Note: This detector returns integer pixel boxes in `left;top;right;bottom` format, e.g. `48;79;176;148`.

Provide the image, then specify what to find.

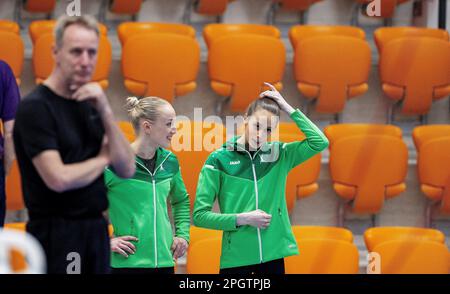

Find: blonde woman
106;97;190;274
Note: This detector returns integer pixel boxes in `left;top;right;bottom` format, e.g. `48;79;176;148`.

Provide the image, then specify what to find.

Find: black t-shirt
13;85;107;219
137;153;156;174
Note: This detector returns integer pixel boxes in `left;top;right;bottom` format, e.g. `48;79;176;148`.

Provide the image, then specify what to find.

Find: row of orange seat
4;121;449;227
4;223;448;274
0;20;448;122
186;225;449;274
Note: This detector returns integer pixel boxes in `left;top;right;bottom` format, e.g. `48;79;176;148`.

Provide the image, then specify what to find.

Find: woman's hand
111;236;138;258
171;237;188;259
260;82;295;115
236;209;272;229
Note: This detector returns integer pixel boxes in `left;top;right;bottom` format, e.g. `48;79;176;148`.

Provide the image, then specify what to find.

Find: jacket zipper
135;152;171;268
236;145;264;263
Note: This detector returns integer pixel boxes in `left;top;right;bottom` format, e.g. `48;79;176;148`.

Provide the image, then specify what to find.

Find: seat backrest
380;37;450;115
5;160;24;211
117;22;196;46
412;125;450;151
285;238;359;274
289;25;365;49
292;225;354;243
24;0;56;13
189;226;222;248
186;237;222;274
0;20;19;34
196;0;229;15
373;239;450;274
418;137;450;213
29;20;108;45
203;24;280;48
33;33;112;87
0;32;24;81
330;134;408;213
364;226;446;252
324;124;402;150
110;0;143;14
208;34;285;112
374;27;449;53
294;35;371;113
122;33;200;102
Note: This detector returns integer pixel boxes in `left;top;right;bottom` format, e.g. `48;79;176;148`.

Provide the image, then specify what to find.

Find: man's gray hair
54;15;99;48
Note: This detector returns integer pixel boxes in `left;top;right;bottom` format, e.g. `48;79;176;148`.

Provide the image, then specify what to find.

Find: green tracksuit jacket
105;148;190;268
193;109;329;269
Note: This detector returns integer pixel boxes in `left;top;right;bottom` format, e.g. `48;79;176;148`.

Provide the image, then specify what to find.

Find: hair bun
125;96;140;110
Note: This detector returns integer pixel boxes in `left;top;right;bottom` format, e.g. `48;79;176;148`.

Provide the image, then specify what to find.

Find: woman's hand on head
260;82;295;115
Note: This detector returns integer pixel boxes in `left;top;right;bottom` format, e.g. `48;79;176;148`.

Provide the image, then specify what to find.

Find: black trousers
26;216;110;274
111;267;175;274
219;258;285;274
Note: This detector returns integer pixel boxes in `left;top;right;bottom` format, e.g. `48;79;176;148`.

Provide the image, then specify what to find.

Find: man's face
53;24;99;91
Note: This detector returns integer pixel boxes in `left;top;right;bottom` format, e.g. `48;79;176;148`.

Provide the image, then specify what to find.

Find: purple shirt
0;60;20;157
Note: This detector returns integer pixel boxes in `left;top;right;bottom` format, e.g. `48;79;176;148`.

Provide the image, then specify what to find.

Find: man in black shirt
13;15;135;274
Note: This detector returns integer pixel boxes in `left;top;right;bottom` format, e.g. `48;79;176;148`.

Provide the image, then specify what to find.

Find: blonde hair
125;96;170;131
54;15;99;49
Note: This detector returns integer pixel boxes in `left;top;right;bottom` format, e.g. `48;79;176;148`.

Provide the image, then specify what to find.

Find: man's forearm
100;109;135;178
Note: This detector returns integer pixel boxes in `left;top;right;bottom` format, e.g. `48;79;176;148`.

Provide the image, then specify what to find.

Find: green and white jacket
105;148;190;268
193;109;329;269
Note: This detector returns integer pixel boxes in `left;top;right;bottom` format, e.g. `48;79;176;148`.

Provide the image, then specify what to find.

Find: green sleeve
283;109;329;170
192;156;238;232
169;169;191;242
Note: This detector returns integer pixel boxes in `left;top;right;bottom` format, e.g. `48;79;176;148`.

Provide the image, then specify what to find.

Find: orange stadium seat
6;160;24;211
183;0;234;24
171;120;226;208
289;25;365;49
0;20;20;34
29;20;108;45
292;34;371;119
285;238;359;274
99;0;143;22
324;123;402;150
208;34;285;113
203;23;280;49
292;225;354;243
186;237;221;274
373;239;450;274
189;226;222;247
413;126;450;224
32;32;112;89
374;27;449;53
117;22;196;47
364;226;446;252
379;37;450;123
328;133;408;225
121;33;200;102
0;31;24;85
15;0;56;25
